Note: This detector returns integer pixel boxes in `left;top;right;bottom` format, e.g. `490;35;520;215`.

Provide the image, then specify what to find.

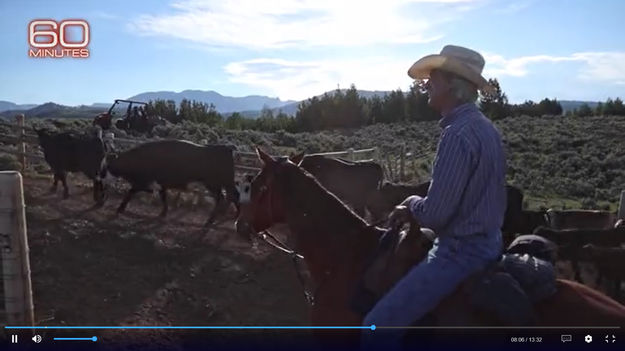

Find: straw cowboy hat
408;45;495;94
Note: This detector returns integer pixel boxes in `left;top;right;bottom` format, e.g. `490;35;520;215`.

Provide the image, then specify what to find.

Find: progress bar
6;325;375;330
54;337;98;342
4;325;620;330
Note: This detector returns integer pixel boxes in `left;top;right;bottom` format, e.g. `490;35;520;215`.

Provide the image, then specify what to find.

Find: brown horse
236;148;625;328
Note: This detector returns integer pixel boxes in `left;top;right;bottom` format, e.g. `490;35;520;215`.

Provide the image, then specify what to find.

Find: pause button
11;335;18;343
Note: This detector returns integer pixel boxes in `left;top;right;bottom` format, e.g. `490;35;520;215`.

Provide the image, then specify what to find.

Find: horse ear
289;152;305;166
256;147;275;166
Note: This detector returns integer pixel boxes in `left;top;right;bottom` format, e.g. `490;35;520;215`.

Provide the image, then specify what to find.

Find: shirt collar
438;102;478;128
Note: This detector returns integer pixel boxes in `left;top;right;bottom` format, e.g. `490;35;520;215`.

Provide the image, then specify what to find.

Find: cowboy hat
408;45;495;94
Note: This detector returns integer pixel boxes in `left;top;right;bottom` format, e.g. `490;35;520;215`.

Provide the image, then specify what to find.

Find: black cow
365;181;543;238
35;128;107;204
365;181;430;222
103;140;239;225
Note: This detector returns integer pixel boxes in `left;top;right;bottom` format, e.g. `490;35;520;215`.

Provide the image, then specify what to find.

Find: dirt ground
21;173;311;349
10;172;623;349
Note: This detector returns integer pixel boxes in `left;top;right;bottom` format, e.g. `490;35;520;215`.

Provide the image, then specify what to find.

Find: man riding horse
235;44;625;350
363;45;506;343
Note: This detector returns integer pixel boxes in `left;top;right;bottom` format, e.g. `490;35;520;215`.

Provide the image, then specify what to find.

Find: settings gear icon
585;335;593;343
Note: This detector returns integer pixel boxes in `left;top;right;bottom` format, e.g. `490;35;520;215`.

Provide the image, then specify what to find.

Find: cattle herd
33;127;625;300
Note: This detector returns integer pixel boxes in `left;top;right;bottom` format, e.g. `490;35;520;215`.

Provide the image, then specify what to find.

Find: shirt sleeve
408;129;474;232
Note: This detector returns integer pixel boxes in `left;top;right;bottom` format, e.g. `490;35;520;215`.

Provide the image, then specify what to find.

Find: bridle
250;169;320;304
250;165;391;306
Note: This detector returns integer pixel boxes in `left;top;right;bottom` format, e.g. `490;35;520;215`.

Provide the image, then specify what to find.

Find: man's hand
387;195;422;229
387;205;411;229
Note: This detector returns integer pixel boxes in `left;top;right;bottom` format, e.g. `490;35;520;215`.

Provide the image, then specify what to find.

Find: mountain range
0;101;37;113
127;90;296;114
0;90;600;119
558;100;600;113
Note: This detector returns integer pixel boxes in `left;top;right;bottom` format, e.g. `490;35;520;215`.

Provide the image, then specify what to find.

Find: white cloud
129;0;482;49
483;53;577;77
572;52;625;84
224;57;414;100
483;52;625;85
225;51;625;100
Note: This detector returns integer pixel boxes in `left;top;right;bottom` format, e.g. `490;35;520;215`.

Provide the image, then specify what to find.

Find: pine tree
479;78;511;120
613;98;625;115
576;103;592;117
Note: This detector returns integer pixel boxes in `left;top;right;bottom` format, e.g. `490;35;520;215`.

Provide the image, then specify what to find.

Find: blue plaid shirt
408;102;507;238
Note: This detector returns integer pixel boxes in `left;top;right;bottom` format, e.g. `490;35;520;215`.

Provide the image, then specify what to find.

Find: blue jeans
361;231;502;350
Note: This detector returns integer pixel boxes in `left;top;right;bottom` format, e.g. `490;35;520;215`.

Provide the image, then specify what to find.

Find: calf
35;128;107;204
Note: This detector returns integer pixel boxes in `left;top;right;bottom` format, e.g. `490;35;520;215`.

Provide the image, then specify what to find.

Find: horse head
235;148;293;238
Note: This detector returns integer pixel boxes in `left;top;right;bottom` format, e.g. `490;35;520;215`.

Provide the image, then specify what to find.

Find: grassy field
3;114;624;211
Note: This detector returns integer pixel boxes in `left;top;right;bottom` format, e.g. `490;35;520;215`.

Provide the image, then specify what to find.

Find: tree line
143;80;622;133
565;98;625;117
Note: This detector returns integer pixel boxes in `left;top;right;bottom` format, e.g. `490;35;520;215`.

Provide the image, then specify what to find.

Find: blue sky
1;0;624;105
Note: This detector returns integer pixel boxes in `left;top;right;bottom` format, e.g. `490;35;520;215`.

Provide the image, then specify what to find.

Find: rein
252;161;392;306
258;229;316;305
257;216;390;306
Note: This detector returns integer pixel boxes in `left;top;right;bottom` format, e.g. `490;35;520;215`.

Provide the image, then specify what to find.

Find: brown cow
558;244;625;300
545;209;618;230
534;226;625;285
290;154;383;217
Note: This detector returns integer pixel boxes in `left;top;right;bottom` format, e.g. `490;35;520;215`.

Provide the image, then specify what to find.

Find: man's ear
289;152;305;166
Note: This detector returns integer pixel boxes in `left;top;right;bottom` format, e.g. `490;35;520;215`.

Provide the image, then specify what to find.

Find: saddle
351;229;558;325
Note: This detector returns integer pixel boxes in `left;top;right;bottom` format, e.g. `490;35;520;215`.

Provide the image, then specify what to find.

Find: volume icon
32;335;42;343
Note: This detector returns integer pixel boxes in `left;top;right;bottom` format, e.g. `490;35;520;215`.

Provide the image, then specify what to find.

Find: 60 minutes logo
28;19;90;58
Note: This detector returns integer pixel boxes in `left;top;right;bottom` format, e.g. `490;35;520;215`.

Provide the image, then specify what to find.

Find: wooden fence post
372;147;380;163
347;148;355;161
386;154;394;181
411;151;416;181
618;190;625;220
0;171;34;326
400;144;406;182
15;115;26;172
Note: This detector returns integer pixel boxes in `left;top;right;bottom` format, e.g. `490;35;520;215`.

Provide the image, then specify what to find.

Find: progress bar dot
371;325;376;330
92;336;98;342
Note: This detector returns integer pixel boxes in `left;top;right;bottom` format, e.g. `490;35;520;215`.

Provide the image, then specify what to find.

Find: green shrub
0;154;21;171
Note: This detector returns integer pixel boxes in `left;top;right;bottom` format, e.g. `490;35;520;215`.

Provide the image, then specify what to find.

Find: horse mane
278;160;368;228
274;159;384;277
277;161;386;246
